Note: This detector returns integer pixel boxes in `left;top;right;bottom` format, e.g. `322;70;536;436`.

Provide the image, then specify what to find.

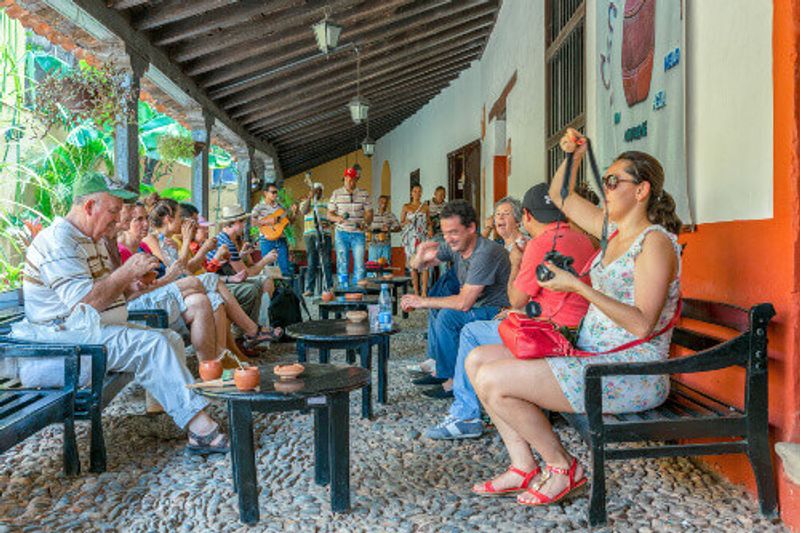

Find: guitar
257;208;292;240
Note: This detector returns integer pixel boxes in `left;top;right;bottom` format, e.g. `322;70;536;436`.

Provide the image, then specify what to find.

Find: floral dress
547;225;681;414
401;204;427;260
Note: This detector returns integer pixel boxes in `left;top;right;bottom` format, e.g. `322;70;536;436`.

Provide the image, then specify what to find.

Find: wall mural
596;0;692;224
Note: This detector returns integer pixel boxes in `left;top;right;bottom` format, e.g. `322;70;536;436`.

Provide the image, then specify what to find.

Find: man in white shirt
23;172;228;454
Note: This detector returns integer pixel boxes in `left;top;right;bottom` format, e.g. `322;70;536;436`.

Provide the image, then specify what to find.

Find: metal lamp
312;18;342;54
361;135;375;157
348;96;370;124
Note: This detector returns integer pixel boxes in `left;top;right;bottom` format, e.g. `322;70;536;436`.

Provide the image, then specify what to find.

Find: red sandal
472;465;542;497
517;457;587;506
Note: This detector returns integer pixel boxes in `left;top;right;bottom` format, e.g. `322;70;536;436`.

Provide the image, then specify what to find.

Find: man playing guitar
251;183;298;276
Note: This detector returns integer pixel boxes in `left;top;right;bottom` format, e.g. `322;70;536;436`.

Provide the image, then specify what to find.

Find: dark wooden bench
0;289;167;473
561;299;778;526
1;342;81;475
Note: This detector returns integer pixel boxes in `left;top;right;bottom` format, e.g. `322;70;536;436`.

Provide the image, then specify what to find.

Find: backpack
268;286;303;340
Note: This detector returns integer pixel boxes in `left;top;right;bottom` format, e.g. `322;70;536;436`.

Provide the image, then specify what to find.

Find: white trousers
99;323;208;429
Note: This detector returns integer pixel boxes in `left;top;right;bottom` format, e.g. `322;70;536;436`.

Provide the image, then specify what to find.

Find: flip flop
186;426;230;455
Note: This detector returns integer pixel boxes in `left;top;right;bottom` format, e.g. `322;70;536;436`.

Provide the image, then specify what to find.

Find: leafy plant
157;133;194;164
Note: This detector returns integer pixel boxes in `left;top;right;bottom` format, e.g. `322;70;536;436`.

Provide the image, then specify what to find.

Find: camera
536;250;578;282
526;300;542;318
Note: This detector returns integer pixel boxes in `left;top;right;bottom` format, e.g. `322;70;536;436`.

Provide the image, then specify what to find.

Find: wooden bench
0;289;167;473
1;342;81;475
561;299;778;526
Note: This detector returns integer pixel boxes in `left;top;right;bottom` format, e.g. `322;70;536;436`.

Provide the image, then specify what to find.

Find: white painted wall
373;0;774;226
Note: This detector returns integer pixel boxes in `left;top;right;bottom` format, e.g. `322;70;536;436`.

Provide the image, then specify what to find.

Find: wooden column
114;49;148;192
191;113;214;217
235;146;253;210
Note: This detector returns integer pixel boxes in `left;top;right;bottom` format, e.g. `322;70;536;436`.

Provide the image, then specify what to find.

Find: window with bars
545;0;586;184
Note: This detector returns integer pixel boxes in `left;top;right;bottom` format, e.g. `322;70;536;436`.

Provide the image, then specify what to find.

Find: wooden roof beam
145;0;305;43
247;54;477;132
134;0;252;32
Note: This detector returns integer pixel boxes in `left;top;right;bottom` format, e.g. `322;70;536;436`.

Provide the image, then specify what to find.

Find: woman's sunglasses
602;174;641;191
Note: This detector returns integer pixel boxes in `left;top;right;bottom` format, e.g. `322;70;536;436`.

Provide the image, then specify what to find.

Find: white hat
313;182;324;190
219;204;249;222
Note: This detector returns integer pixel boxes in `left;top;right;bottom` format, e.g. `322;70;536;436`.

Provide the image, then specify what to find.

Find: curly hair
441;199;477;229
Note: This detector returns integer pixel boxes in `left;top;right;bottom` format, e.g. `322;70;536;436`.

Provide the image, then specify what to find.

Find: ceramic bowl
321;291;334;302
346;310;368;323
199;360;223;381
273;363;305;380
344;292;363;301
274;379;305;393
234;366;260;391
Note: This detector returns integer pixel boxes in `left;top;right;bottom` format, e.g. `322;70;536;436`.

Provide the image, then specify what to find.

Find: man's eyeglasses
601;174;641;191
267;189;279;194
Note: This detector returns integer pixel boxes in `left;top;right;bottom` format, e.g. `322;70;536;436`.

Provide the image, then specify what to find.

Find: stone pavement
0;303;788;532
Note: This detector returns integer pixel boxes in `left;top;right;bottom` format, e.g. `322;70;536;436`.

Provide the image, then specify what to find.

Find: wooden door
447;139;481;217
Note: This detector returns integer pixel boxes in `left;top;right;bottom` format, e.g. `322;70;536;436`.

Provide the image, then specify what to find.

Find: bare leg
470;346;583;501
186;411;227;448
214;281;259;336
262;277;275;297
421;270;429;298
227;329;246;360
411;269;420;296
182;293;217;361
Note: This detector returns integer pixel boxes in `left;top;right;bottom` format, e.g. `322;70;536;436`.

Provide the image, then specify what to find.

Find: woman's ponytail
647;190;682;235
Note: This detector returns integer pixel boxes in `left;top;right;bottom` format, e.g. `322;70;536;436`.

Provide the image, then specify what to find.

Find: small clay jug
234;366;260;391
199;360;223;381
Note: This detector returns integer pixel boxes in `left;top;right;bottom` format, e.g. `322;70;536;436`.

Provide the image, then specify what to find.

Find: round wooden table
194;363;369;524
318;296;379;319
285;319;400;419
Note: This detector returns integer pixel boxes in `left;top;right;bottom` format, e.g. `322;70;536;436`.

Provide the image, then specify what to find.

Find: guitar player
251;183;298;276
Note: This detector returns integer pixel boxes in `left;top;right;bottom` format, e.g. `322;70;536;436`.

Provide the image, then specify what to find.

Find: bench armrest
128;309;169;329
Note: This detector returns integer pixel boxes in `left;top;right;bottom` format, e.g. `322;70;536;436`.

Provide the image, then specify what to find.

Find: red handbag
498;300;682;360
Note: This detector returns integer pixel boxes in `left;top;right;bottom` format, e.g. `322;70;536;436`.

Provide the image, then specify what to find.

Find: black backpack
268;286;303;340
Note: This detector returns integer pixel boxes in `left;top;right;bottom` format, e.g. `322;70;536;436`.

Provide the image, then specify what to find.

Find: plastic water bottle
378;284;393;331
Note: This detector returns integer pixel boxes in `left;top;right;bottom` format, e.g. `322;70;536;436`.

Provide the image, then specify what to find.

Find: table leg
297;340;307;363
320;307;329;320
328;391;351;512
401;283;409;319
358;342;372;419
320;348;330;364
378;336;389;404
227;401;239;493
391;285;399;315
346;349;355;364
335;311;342;319
313;405;330;486
230;402;259;524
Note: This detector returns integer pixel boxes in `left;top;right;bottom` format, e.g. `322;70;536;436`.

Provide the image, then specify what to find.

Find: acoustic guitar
257;208;292;240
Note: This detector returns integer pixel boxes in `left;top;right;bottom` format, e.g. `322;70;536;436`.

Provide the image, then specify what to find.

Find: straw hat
219;204;249;222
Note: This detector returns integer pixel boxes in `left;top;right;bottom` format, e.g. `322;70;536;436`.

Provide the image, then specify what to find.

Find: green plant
157;132;194;164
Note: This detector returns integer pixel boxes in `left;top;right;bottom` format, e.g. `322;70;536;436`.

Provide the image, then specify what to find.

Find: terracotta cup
234;366;261;391
321;291;334;302
199;360;223;381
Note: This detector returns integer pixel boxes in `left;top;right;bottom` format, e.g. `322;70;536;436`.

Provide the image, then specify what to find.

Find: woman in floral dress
467;128;683;507
401;184;430;296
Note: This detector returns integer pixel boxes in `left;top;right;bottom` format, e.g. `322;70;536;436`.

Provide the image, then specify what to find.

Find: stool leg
297;340;307;363
320;348;330;364
228;401;239;493
346;349;356;364
378;336;389;404
329;391;351;512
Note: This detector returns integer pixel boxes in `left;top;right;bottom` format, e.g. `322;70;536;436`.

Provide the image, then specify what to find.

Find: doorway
447;139;481;217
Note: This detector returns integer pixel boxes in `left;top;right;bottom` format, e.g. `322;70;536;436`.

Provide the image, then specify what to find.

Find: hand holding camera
536;250;578;283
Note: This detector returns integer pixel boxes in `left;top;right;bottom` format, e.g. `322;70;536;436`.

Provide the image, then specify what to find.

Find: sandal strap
508;465;541;486
188;425;222;447
545;457;577;478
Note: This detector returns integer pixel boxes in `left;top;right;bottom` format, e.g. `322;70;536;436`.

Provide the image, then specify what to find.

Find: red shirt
514;223;597;328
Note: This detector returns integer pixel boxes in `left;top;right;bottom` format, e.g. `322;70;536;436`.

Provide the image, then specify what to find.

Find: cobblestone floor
0;303;788;532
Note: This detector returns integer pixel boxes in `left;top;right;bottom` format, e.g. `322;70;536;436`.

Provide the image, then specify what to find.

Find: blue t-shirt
208;231;240;262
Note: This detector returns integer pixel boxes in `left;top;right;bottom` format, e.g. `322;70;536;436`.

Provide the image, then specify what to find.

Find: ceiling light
312;17;342;54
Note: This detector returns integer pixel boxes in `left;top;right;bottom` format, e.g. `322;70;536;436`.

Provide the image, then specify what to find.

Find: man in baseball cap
72;171;138;202
426;182;596;441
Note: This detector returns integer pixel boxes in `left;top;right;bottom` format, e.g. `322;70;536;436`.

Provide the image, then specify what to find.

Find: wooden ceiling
108;0;501;176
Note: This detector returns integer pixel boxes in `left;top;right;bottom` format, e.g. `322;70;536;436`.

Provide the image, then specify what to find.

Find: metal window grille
545;0;586;185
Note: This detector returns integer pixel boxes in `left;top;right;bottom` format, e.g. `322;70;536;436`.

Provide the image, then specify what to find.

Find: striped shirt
369;209;400;242
208;231;241;262
328;186;371;233
300;198;331;236
23;217;128;325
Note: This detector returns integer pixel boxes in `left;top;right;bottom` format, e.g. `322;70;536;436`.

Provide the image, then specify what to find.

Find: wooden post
235;147;252;210
191;113;214;217
114;49;148;192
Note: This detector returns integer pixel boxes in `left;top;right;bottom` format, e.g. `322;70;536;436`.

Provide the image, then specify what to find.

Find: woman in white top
467;128;682;507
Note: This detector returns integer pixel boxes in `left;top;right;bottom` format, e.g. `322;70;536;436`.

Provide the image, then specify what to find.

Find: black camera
536;251;578;282
525;300;542;318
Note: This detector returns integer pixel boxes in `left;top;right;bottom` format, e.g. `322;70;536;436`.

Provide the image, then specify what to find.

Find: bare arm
83;254;158;311
506;245;531;309
543;231;677;338
413;284;484;312
409;241;441;270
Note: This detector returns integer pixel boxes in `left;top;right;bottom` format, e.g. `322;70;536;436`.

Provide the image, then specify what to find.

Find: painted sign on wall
596;0;690;224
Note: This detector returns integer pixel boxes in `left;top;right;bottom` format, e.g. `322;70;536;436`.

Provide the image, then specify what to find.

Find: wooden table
286;320;400;419
318;296;379;319
194;363;369;525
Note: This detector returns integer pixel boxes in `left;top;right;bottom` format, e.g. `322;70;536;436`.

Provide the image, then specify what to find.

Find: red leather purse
498;300;682;360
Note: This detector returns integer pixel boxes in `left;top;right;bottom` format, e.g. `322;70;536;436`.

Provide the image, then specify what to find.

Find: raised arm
548;128;606;239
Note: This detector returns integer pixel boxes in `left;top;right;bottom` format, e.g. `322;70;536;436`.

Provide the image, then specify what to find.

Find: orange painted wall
677;1;800;528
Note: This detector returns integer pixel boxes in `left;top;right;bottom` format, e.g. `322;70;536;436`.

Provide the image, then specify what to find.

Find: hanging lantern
361;135;375;157
312;18;342;54
348;96;370;124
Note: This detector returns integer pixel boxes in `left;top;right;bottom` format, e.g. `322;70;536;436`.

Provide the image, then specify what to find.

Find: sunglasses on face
267;189;278;194
602;174;641;191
